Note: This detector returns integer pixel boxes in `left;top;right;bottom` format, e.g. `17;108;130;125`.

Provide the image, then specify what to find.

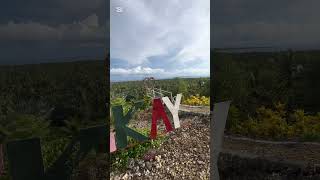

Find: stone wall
218;152;320;180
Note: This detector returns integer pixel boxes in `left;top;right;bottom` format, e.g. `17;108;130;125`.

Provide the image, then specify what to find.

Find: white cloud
111;66;209;78
173;67;210;77
110;0;210;65
111;66;165;75
0;14;104;41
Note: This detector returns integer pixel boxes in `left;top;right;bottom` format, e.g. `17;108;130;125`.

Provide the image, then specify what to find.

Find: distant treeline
111;77;210;101
212;50;320;115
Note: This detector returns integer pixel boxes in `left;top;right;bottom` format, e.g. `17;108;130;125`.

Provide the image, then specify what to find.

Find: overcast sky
110;0;210;82
0;0;107;65
213;0;320;49
2;0;319;67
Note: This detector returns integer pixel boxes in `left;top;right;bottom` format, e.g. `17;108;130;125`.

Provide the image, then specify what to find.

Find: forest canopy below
0;60;108;141
212;50;320;141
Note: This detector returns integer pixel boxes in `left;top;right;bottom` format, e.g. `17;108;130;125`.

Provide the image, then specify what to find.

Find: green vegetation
0;60;108;176
110;77;210;171
183;94;210;106
213;50;320;141
229;103;320;141
0;60;107;126
111;77;210;101
110;128;167;171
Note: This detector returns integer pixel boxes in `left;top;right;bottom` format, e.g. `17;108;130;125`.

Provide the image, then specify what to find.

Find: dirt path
179;105;210;115
222;136;320;165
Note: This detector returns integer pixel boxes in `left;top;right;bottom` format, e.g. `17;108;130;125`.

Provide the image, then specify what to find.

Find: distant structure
143;76;156;95
143;77;174;101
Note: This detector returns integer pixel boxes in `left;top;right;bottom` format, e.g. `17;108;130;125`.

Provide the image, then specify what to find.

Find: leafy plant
41;137;71;169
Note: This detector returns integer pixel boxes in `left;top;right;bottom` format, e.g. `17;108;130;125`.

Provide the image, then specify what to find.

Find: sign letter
150;98;173;139
112;103;148;149
162;94;182;129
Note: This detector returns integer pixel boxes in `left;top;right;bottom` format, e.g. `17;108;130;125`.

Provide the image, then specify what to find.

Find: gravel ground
108;106;320;180
110;114;211;180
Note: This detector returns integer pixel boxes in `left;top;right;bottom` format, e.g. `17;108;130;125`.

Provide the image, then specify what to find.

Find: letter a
162;94;182;129
150;98;173;139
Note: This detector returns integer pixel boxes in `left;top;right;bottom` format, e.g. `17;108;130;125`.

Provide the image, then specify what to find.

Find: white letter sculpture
211;101;231;180
162;94;182;129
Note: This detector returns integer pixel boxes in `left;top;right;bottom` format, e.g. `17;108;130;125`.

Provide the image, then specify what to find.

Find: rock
146;162;152;170
121;173;128;180
197;160;205;165
127;158;135;169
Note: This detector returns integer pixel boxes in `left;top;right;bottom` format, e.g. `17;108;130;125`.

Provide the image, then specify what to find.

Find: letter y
162;94;182;129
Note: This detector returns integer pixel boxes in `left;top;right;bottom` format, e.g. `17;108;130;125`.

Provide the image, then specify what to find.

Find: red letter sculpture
150;98;173;139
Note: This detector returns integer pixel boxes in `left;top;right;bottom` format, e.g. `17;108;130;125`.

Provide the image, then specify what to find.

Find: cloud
214;22;320;47
110;0;210;65
111;66;209;78
173;67;210;77
0;14;104;41
111;66;165;75
212;0;320;48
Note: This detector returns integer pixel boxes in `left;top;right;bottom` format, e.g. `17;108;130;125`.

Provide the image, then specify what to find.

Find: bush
292;110;320;141
183;94;210;106
226;105;242;131
230;102;320;141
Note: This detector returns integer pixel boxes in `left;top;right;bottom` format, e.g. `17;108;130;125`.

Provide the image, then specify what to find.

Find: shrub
183;94;210;106
226;105;242;131
254;106;289;139
292;110;320;141
230;102;320;141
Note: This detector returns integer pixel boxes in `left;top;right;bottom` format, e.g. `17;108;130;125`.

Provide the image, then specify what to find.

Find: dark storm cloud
0;0;107;65
212;0;320;49
0;0;106;25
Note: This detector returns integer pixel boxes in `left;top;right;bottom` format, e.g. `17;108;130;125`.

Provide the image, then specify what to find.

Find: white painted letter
162;94;182;129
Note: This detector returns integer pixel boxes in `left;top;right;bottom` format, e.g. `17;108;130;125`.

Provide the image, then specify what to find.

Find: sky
2;0;320;67
110;0;210;82
212;0;320;50
0;0;107;65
